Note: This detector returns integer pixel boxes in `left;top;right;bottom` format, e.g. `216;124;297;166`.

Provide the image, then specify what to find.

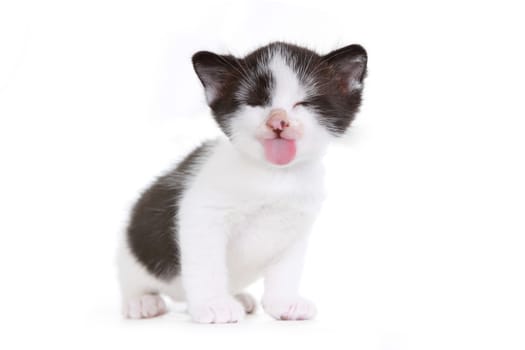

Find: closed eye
293;101;310;108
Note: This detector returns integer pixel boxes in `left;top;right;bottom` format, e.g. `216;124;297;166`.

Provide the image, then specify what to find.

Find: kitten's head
192;42;367;167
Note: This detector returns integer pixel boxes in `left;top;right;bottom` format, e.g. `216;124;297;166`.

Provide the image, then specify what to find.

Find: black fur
192;52;241;136
192;42;367;137
311;44;367;134
127;142;214;281
244;70;274;107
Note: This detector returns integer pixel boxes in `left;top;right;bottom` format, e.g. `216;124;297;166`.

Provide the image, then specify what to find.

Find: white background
1;0;524;349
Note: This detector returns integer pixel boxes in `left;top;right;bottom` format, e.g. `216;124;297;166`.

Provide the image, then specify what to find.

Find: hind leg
117;244;169;319
123;294;167;319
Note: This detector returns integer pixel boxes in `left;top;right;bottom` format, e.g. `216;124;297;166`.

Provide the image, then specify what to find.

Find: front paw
262;296;317;321
188;296;245;324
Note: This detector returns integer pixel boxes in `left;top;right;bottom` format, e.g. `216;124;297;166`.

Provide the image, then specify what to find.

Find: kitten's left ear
324;44;367;92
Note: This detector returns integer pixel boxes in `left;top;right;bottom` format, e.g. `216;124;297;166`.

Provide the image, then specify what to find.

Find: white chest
224;193;321;290
185;141;326;291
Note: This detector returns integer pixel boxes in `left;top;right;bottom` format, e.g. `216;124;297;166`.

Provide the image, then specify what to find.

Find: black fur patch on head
192;50;275;136
266;42;367;135
243;70;273;107
308;44;367;134
192;42;367;137
192;52;241;136
126;142;214;281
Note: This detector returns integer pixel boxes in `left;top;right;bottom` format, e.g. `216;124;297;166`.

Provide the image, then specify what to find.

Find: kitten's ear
192;51;238;105
324;44;367;93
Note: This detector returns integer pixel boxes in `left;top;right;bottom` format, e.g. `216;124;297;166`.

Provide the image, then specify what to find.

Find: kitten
117;42;367;323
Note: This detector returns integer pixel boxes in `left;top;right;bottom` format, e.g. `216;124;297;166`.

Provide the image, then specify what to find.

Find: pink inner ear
337;78;350;94
343;60;366;91
204;86;217;104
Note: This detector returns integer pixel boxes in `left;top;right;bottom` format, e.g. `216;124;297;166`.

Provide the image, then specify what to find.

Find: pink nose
266;109;290;134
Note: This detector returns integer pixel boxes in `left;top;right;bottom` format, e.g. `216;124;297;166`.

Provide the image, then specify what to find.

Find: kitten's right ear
192;51;238;105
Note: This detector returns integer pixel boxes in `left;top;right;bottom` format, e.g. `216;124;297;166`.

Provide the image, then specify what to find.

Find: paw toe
189;297;245;324
123;294;167;319
263;297;317;321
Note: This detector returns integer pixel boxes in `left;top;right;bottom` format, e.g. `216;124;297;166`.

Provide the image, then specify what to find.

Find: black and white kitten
118;42;367;323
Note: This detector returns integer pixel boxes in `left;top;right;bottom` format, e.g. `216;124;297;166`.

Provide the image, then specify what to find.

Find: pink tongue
263;139;297;165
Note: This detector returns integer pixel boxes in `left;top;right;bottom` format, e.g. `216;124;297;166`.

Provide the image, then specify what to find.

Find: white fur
118;53;333;323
